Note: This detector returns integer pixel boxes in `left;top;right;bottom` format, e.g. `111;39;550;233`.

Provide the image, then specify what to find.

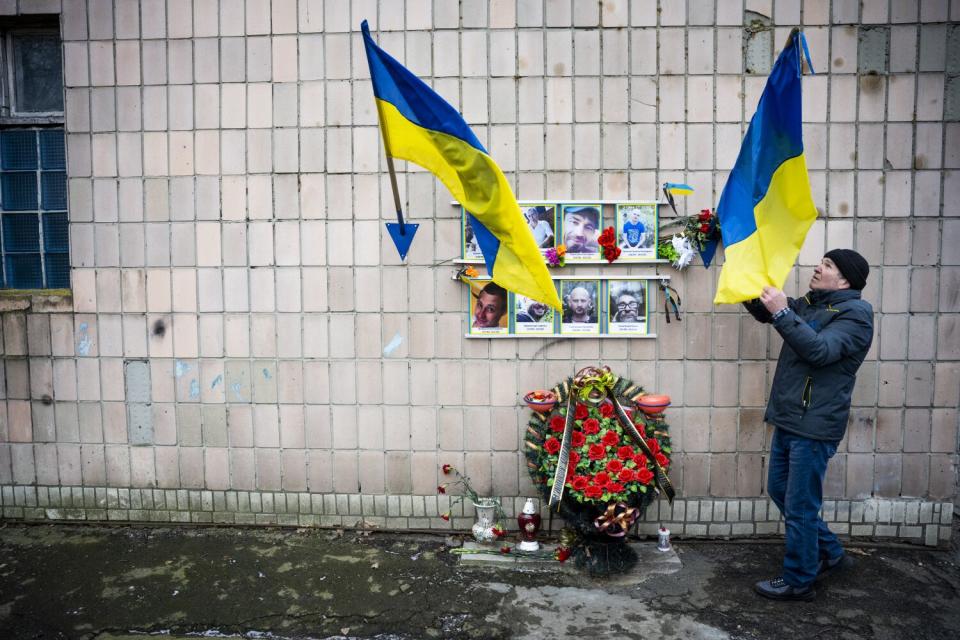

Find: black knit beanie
824;249;869;290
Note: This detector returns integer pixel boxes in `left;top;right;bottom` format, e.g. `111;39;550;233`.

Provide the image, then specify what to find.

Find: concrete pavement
0;523;958;639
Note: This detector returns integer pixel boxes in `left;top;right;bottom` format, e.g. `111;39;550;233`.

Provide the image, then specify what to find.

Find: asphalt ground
0;522;958;639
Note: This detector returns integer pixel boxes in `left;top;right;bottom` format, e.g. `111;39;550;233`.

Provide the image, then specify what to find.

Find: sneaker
754;576;816;602
816;553;854;581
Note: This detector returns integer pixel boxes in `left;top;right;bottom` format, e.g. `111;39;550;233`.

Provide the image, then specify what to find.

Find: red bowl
524;391;557;413
636;394;671;414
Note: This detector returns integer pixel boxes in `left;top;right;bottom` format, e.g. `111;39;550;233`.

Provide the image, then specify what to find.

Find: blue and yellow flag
360;21;561;310
714;30;817;304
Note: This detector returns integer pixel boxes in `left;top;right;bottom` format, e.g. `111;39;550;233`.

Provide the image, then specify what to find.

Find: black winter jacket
744;289;874;442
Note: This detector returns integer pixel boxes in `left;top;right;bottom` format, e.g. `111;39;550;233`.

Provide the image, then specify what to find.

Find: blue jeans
767;428;844;588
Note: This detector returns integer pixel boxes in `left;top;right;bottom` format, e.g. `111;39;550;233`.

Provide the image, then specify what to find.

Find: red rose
618;468;634;483
606;459;623;474
599;403;615;418
594;471;611;486
570;475;590;491
566;465;577;481
584;485;603;499
698;209;712;222
645;438;660;455
571;431;586;447
605;481;625;494
632;453;648;468
550;416;566;433
699;223;710;233
601;430;620;447
588;444;606;460
582;418;600;435
569;451;581;466
574;404;589;420
636;467;654;484
656;452;670;468
544;437;561;454
617;446;634;460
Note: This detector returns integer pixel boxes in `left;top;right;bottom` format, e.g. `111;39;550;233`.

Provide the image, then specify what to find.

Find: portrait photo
522;204;556;252
468;280;509;335
462;208;483;261
560;205;601;261
616;203;658;261
513;293;555;335
560;280;600;335
607;280;649;336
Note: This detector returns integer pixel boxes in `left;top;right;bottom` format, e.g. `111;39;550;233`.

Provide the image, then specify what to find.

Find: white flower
671;234;696;270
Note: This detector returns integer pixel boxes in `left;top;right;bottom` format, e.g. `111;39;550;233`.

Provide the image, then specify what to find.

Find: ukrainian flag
714;30;817;304
360;21;561;310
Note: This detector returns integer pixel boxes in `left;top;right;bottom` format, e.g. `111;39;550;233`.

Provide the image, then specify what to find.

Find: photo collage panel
467;278;652;337
461;202;659;264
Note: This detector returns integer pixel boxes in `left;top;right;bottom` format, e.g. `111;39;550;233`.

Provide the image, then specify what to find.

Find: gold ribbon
572;366;616;406
593;502;639;537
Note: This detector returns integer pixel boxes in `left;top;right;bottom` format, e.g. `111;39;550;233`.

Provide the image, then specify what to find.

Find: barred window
0;21;67;290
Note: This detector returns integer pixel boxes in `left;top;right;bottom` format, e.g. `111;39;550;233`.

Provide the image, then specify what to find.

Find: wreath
524;367;674;573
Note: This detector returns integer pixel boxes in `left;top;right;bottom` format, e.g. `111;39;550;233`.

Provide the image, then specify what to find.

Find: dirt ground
0;522;957;639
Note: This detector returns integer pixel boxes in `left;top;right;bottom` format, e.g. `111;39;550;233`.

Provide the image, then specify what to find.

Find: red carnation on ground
440;512;450;521
500;545;511;554
550;415;566;433
568;451;581;466
544;437;561;454
582;418;600;434
617;445;634;460
599;403;615;418
574;404;589;420
605;481;625;494
656;452;670;468
601;430;620;447
437;485;446;494
555;547;572;562
584;485;603;499
492;525;506;538
571;431;586;447
594;471;611;487
588;444;607;460
645;438;660;455
618;468;635;483
636;467;654;484
570;475;590;491
606;459;623;474
632;453;648;468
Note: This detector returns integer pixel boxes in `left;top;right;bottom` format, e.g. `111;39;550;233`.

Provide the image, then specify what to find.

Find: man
525;207;554;248
516;297;549;323
472;282;507;328
620;209;646;249
611;290;642;323
745;249;873;602
563;206;599;254
563;286;596;323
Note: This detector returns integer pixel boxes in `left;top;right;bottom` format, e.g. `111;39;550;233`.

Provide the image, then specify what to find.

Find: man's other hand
760;286;788;314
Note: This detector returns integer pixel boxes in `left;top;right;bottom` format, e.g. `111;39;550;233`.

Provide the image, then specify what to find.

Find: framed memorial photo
616;203;658;261
560;204;601;262
467;279;509;336
606;280;649;336
560;279;600;335
520;204;557;255
461;207;484;261
513;293;555;335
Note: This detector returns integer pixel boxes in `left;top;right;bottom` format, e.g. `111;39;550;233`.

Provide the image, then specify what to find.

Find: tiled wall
0;1;957;543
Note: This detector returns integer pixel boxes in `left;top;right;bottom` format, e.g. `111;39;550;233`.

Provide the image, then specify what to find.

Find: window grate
0;127;69;288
